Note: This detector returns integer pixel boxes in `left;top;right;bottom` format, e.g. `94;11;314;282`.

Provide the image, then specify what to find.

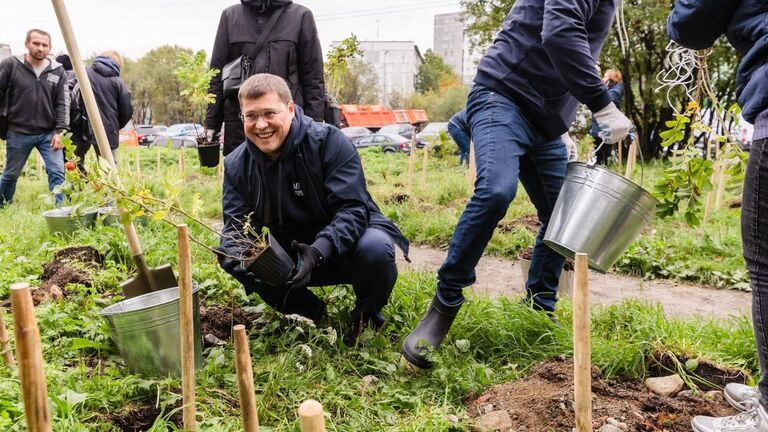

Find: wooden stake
217;157;224;185
298;399;326;432
714;164;726;210
234;325;260;432
572;253;591;432
36;152;44;177
0;308;15;369
10;283;52;432
617;139;623;169
407;136;416;195
467;141;476;193
156;148;162;174
177;225;196;431
135;150;141;180
420;145;428;186
624;141;637;179
179;150;186;179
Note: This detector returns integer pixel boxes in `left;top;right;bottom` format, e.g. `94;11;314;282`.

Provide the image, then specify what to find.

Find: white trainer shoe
692;404;768;432
725;383;761;412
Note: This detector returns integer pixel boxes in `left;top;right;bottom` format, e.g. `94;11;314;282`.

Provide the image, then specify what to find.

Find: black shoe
401;293;464;369
343;309;385;346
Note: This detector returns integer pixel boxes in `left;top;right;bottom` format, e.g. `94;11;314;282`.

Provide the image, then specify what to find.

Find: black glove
215;247;251;279
289;241;322;289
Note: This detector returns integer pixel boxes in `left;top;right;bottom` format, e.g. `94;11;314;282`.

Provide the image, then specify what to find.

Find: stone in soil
466;357;738;431
645;374;685;397
199;304;261;343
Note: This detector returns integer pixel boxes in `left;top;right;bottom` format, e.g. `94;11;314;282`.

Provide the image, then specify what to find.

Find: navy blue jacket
667;0;768;125
220;106;409;261
474;0;617;139
74;56;133;149
590;82;623;137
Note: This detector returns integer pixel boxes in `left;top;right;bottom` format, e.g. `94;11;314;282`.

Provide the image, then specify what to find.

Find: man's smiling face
241;91;295;160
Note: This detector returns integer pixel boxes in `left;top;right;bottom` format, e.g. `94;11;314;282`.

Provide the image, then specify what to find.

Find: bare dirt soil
105;401;182;432
200;304;261;342
32;246;102;305
466;357;737;432
397;245;751;319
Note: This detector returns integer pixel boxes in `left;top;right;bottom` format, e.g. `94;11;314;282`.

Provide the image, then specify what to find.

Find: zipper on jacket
297;151;330;221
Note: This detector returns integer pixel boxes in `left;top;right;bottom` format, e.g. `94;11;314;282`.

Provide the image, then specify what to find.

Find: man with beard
206;0;326;156
0;29;69;207
216;74;409;345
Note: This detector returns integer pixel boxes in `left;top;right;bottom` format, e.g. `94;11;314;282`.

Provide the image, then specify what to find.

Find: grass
0;145;757;430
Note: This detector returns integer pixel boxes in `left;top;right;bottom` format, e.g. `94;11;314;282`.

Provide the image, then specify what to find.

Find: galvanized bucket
100;285;202;376
42;207;97;237
543;162;657;273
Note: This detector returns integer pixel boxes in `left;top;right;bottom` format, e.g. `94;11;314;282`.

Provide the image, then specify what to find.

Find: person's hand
593;102;631;144
205;128;220;145
561;133;578;162
215;247;251;279
51;133;64;150
288;241;322;290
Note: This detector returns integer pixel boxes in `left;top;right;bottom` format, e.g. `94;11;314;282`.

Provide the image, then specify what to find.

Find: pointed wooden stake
177;225;196;431
234;325;260;431
11;283;52;432
0;308;15;369
573;253;591;432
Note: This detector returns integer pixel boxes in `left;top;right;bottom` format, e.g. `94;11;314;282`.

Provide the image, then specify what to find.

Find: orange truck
339;104;428;130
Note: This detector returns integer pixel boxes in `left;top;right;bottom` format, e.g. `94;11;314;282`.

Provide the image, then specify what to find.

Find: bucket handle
588;126;645;186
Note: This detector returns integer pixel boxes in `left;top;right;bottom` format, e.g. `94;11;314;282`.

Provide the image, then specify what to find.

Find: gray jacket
0;55;69;135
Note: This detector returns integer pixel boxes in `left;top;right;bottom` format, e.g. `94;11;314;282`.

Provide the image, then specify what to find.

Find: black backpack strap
243;7;285;61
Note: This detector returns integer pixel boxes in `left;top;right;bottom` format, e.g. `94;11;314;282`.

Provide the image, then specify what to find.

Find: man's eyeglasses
239;109;283;124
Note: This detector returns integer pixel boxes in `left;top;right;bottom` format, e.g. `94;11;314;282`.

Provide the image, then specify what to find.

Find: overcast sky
1;0;463;61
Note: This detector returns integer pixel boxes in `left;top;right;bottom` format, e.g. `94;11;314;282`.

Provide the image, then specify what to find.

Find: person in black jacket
70;51;133;167
206;0;326;156
217;73;409;345
402;0;632;370
668;2;768;431
0;29;69;207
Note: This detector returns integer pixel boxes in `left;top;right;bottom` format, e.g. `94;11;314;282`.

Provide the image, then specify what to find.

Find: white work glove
593;102;631;144
561;133;578;162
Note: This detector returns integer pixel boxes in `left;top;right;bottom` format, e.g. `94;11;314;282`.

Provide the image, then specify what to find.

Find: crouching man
216;73;409;344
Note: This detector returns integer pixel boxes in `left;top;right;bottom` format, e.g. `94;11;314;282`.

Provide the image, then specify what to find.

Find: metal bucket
42;207;97;237
100;285;202;376
543;162;657;273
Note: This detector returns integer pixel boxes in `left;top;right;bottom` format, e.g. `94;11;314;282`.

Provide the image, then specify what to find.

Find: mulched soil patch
32;246;102;305
200;304;261;342
466;357;738;432
105;401;182;432
498;215;541;234
648;351;750;390
385;192;410;204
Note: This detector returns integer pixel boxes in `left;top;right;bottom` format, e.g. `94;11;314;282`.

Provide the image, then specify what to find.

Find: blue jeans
448;121;470;165
437;85;568;311
743;138;768;409
0;131;65;206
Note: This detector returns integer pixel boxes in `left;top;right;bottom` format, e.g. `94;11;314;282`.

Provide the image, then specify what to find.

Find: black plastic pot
196;140;221;168
243;233;296;287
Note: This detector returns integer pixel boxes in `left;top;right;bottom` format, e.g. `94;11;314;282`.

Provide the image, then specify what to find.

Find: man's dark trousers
227;227;397;321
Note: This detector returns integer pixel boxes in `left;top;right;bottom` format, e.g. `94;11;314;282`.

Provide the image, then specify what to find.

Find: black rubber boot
401;293;464;369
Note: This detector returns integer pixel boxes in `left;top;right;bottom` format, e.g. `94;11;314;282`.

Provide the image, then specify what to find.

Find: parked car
136;125;167;146
378;123;415;139
151;135;198;149
340;126;372;142
415;122;448;148
156;123;205;140
352;133;411;153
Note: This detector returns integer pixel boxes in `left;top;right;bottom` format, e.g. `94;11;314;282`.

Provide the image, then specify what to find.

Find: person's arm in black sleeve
220;162;263;257
206;10;230;131
296;9;326;122
541;0;611;113
0;58;11;100
667;0;740;50
310;129;370;260
54;70;70;133
116;80;133;129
